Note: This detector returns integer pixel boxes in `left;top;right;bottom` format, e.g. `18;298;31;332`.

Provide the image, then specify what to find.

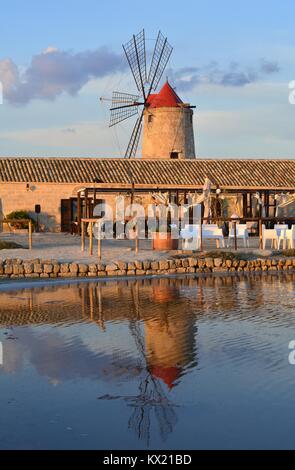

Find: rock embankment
0;257;294;280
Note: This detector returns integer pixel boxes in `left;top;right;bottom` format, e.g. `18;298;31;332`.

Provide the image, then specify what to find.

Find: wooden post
259;218;262;249
135;236;139;255
243;193;247;218
200;217;203;251
265;191;270;218
234;221;237;251
81;221;85;252
77;191;81;231
93;189;96;211
98;237;101;260
85;189;89;218
28;220;32;250
89;222;93;256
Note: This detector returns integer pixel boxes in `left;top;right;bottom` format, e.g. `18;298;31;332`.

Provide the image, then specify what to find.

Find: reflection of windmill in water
98;283;177;445
127;283;180;444
97;280;197;445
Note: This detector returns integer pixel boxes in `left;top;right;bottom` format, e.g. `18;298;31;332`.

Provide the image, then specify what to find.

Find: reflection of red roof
150;365;181;389
147;81;183;108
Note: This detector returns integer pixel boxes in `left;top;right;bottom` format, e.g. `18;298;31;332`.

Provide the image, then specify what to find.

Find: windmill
107;29;173;158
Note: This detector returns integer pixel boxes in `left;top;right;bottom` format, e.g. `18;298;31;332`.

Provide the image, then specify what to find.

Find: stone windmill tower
106;29;196;159
142;80;195;159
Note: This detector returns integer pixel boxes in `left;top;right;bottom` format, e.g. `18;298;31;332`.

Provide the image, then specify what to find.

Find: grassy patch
173;251;256;261
273;249;295;257
0;241;24;250
201;250;254;261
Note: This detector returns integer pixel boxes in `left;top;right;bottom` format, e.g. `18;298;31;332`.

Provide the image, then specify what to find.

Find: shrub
279;249;295;257
6;210;36;230
0;241;23;250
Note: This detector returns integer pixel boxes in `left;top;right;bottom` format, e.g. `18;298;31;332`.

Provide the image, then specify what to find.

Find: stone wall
0;183;148;232
0;182;81;231
0;256;294;280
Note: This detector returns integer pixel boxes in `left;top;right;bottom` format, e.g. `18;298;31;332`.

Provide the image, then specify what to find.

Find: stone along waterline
0;256;294;280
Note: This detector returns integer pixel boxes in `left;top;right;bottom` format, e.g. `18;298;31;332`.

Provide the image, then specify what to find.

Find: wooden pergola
76;185;294;231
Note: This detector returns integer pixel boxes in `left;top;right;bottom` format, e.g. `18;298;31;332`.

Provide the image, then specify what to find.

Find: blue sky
0;0;294;158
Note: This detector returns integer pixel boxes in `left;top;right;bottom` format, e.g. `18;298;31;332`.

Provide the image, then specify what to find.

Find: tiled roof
0;157;294;189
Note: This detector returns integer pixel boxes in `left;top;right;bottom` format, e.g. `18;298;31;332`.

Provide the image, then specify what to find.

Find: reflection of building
0;278;198;445
0;279;198;391
1;274;294;330
1;274;294;445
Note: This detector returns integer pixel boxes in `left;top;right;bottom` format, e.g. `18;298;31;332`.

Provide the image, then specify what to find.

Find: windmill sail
125;113;143;159
147;31;173;91
106;30;173;158
110;91;141;127
123;29;147;98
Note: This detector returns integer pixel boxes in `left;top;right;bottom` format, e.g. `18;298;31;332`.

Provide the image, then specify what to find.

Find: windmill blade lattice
124;113;143;159
123;29;147;98
147;31;173;91
106;29;173;158
110;91;141;127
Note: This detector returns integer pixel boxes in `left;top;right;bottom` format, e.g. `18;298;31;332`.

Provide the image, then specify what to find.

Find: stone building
0;157;294;232
0;79;294;232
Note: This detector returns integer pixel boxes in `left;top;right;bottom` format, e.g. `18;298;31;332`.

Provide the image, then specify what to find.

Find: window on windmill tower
148;114;153;123
170;152;179;159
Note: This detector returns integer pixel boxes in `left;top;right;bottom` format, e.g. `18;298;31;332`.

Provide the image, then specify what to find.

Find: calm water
0;273;294;450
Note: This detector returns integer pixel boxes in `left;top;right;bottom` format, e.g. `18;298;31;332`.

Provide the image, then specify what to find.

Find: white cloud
0;58;19;92
167;59;280;92
0;46;126;105
43;46;59;54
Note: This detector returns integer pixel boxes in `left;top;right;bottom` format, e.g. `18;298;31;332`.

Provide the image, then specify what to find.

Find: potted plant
152;223;178;251
149;192;179;250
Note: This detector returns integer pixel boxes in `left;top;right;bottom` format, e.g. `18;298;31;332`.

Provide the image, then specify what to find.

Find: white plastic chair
227;224;249;248
275;224;288;250
180;224;200;250
261;224;279;250
285;225;295;249
202;224;225;248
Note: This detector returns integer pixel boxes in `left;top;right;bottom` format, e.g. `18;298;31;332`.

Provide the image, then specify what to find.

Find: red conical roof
147;81;183;108
150;365;181;389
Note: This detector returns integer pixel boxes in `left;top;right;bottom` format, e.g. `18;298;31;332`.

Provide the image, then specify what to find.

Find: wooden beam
89;222;93;256
81;221;85;252
98;237;101;260
77;191;81;229
29;220;32;250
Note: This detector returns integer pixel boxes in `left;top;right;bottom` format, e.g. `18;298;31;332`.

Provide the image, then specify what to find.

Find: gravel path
0;232;271;263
